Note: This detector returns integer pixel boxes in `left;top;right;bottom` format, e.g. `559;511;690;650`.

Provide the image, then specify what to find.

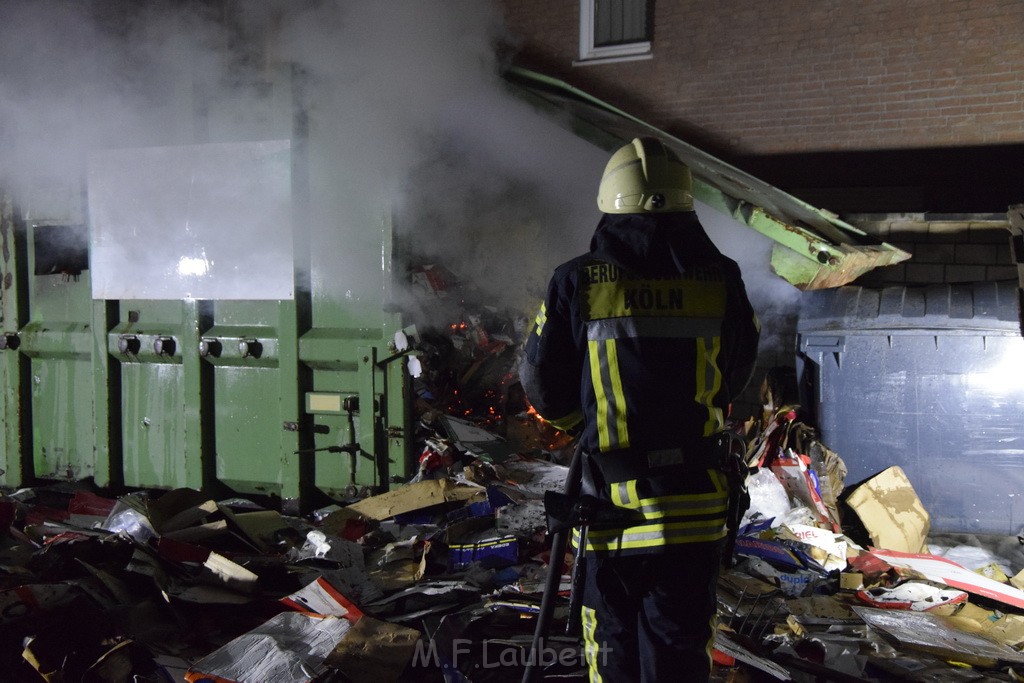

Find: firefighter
520;137;760;682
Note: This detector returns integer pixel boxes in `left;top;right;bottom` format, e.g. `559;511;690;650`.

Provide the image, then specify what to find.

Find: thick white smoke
0;0;797;360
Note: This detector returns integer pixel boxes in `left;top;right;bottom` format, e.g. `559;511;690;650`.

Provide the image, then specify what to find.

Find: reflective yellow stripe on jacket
583;469;729;554
696;336;724;436
587;338;629;452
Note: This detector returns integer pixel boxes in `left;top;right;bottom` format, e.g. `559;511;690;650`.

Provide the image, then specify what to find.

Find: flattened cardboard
949;603;1024;648
989;614;1024;649
854;606;1024;668
346;480;485;521
843;466;929;554
325;616;420;683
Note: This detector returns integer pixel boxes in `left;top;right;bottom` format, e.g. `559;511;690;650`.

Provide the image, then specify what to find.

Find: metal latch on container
118;335;141;355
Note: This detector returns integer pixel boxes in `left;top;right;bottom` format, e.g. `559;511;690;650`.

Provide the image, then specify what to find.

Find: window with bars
579;0;652;63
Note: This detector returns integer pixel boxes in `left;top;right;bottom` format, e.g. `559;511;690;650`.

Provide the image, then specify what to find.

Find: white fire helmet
597;137;693;214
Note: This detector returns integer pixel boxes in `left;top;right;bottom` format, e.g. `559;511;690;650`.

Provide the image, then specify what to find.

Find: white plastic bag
742;468;793;528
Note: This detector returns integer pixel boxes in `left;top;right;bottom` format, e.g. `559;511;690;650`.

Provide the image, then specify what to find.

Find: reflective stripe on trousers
582;469;729;554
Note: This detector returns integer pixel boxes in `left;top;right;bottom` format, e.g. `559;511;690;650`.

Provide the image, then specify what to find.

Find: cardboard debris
739;557;825;598
325;615;421;683
839;572;864;591
976;561;1010;583
854;606;1024;668
949;602;1024;649
785;594;861;622
843;466;930;554
66;490;117;527
988;613;1024;649
201;551;259;594
161;519;232;544
282;576;364;622
319;506;369;540
293;566;384;607
1013;567;1024;591
769;450;837;531
779;524;848;572
805;440;847;532
440;415;520;460
448;532;519;571
346;479;485;520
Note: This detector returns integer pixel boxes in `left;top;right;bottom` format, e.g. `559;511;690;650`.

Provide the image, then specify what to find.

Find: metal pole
521;441;584;683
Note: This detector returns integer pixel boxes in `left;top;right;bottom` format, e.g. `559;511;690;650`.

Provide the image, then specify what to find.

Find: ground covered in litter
4;418;1024;682
3;273;1024;682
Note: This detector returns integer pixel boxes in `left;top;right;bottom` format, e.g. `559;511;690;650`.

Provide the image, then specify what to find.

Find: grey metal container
797;282;1024;535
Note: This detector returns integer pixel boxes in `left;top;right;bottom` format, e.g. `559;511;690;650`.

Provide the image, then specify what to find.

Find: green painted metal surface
0;199;414;511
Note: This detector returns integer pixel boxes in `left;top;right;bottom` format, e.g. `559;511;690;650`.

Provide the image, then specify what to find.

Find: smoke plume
0;0;798;360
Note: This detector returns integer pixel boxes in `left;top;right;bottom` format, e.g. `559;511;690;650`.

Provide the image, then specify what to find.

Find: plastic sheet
742;468;792;527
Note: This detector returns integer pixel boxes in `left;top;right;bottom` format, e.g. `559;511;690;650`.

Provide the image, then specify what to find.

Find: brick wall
848;214;1017;287
499;0;1024;155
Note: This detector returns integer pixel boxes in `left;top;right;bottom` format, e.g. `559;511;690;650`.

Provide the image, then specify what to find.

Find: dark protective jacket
520;211;760;554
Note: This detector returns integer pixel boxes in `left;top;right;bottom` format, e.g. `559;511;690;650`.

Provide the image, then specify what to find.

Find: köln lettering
624;284;684;311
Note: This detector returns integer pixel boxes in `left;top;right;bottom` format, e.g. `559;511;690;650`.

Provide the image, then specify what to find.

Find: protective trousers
580;542;722;683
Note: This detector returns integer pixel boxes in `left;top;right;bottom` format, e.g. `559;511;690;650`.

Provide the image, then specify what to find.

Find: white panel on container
88;141;294;300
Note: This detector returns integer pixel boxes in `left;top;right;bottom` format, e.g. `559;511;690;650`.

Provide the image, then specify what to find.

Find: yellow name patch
583;265;727;320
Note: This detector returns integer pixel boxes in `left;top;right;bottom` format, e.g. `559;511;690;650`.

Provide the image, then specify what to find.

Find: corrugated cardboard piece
347;480;485;521
843;466;929;553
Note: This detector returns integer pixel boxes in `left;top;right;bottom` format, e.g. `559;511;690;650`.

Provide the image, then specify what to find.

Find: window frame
576;0;653;65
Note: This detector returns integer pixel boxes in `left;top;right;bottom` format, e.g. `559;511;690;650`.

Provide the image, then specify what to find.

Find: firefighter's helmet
597;137;693;214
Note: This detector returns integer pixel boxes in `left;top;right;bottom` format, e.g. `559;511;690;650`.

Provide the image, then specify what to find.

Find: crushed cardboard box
842;466;930;554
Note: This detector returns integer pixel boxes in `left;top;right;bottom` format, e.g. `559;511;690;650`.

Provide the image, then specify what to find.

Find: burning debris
406;258;574;461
